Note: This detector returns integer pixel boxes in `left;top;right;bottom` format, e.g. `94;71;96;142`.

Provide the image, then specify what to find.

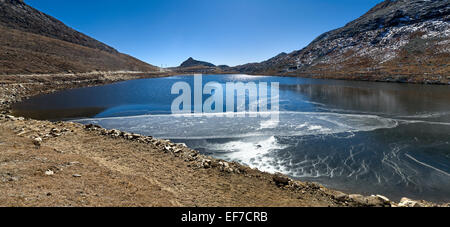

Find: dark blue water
12;75;450;202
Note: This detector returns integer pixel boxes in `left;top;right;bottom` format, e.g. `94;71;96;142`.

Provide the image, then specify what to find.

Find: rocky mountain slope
234;0;450;84
0;0;158;74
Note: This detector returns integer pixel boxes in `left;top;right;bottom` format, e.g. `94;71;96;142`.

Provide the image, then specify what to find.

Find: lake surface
12;74;450;202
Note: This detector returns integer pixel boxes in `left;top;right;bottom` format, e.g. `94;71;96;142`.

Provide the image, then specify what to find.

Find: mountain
179;57;216;68
0;0;157;74
172;57;228;74
234;0;450;83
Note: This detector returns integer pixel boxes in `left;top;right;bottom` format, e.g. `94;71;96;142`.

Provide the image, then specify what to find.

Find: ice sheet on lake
74;111;399;139
73;111;450;202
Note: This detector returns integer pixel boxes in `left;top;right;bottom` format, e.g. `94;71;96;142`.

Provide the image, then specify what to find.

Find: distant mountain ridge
180;57;216;68
232;0;450;83
0;0;157;74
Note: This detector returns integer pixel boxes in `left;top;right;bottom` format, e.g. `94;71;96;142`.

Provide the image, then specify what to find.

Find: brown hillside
233;0;450;84
0;0;157;74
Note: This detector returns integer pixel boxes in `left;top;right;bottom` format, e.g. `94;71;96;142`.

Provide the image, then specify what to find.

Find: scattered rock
72;174;82;178
366;195;390;207
273;173;291;186
349;194;366;204
290;181;306;190
201;159;212;169
347;194;391;207
398;197;422;207
5;115;16;121
306;182;322;190
84;124;101;130
225;167;234;173
333;191;349;202
123;133;133;140
50;128;60;133
99;128;108;135
33;137;42;147
49;128;63;137
164;145;173;153
215;161;237;173
109;129;121;138
131;133;141;139
376;195;391;203
45;170;54;176
1;173;19;182
54;148;64;154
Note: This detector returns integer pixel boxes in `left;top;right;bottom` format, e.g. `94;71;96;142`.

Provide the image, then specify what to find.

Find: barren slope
234;0;450;84
0;0;157;74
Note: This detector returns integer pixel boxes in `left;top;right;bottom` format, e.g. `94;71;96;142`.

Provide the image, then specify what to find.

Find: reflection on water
281;83;450;118
11;75;450;202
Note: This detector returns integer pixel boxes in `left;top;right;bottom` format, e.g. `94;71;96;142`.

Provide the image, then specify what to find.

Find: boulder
45;170;54;176
398;197;422;207
33;137;42;146
5;115;16;121
376;195;391;204
273;173;291;186
201;159;212;169
366;195;390;207
108;129;121;138
333;191;349;202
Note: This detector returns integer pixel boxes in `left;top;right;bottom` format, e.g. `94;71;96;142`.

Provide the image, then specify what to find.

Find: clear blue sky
26;0;383;67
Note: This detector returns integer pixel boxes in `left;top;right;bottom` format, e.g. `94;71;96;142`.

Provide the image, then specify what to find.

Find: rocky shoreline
1;114;447;207
0;73;449;207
